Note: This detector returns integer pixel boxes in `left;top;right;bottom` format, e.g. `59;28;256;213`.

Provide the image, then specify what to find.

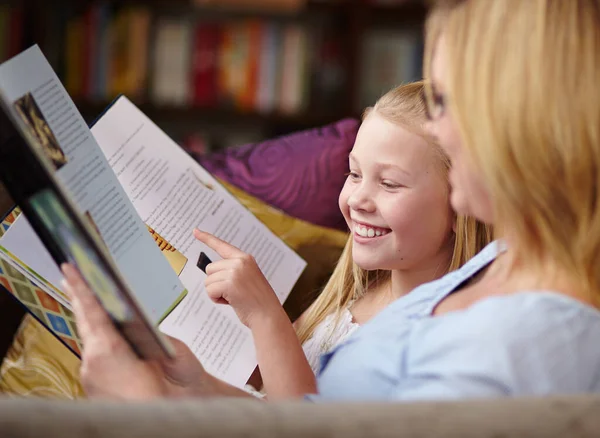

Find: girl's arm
195;229;317;400
246;309;312;393
250;306;317;399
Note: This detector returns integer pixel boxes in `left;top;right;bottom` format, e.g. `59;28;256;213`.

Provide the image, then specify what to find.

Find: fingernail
61;264;74;277
61;280;72;297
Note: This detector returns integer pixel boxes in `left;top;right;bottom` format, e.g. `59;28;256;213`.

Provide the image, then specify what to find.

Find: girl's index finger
192;229;244;259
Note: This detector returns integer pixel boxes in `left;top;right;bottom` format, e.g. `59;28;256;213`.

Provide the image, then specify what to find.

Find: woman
63;0;600;401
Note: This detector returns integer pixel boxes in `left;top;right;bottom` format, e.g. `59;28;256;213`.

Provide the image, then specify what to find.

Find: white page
91;96;307;387
0;46;186;323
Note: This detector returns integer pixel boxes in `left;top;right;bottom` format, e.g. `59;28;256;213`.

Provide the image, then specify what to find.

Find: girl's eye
381;181;401;189
346;171;361;180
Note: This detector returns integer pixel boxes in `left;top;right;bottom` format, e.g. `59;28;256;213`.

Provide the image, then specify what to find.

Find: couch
1;395;600;437
1;119;600;437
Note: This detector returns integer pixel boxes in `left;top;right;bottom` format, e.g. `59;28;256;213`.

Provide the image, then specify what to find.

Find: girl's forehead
353;115;436;167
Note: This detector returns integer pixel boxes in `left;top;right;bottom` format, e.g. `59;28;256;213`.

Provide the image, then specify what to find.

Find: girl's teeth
354;224;388;238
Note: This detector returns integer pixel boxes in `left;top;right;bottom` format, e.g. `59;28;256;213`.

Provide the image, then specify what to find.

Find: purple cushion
197;118;359;231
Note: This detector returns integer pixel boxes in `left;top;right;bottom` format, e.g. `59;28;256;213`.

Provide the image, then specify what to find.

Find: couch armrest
0;395;598;437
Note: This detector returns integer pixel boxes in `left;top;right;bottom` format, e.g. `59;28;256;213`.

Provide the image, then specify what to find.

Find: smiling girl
294;81;491;376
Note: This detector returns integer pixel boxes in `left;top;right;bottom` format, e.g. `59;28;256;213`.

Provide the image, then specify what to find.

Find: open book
0;46;306;388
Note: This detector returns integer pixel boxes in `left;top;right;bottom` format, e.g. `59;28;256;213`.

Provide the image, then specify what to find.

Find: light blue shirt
309;241;600;401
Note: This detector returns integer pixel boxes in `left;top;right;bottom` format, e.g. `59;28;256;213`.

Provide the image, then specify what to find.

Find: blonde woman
62;0;600;402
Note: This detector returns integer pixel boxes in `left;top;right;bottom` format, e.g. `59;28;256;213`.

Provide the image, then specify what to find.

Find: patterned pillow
0;180;348;399
197;119;359;231
0;315;84;399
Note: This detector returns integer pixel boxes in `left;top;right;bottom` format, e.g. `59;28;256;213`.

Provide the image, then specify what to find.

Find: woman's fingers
61;263;129;349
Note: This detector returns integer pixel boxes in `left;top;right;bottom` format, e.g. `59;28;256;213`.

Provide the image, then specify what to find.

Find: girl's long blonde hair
424;0;600;303
296;81;492;344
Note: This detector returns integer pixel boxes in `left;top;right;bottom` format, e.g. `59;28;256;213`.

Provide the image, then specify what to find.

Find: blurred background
0;0;426;155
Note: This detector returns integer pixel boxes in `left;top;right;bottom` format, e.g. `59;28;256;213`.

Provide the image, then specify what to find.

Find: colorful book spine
192;23;220;107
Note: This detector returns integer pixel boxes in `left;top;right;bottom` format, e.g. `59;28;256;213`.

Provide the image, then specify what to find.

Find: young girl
241;81;490;395
295;82;491;375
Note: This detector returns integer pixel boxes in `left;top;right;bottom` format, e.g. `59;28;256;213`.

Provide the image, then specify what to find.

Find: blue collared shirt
308;241;600;401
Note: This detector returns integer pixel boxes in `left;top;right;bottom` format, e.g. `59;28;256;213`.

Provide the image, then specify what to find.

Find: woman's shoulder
427;290;600;338
468;291;600;330
382;240;503;316
410;290;600;364
400;291;600;397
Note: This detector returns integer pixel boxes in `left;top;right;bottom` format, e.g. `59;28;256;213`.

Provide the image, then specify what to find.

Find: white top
302;305;361;375
243;303;360;397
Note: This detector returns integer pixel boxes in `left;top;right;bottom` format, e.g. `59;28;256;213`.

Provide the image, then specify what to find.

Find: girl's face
425;35;494;224
339;112;454;272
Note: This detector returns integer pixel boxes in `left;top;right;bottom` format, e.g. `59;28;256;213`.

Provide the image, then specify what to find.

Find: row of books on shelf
0;3;423;116
45;4;346;115
359;29;423;109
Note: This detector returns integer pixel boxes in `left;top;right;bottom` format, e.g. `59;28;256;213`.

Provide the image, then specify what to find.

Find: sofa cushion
197;119;359;231
0;315;84;399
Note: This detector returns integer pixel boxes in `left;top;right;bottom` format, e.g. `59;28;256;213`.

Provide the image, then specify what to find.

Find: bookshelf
6;0;427;152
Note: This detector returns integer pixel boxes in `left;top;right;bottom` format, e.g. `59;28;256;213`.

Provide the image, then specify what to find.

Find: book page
0;46;186;323
91;96;307;387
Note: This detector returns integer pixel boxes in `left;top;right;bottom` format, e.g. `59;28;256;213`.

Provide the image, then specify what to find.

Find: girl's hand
61;264;213;400
193;229;286;329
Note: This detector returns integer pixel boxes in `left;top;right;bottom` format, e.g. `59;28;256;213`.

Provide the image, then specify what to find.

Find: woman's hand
61;264;213;400
193;229;286;329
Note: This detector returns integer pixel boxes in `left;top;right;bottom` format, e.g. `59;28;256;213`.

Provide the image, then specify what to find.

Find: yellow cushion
0;180;348;398
0;315;84;398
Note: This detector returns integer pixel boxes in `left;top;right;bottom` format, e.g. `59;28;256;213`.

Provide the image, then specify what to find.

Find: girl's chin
352;256;388;272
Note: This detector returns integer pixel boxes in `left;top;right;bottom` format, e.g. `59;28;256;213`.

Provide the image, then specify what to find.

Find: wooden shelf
365;2;427;27
75;101;355;129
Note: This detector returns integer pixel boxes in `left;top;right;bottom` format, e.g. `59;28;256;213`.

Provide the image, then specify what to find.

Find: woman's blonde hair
424;0;600;302
296;81;492;344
